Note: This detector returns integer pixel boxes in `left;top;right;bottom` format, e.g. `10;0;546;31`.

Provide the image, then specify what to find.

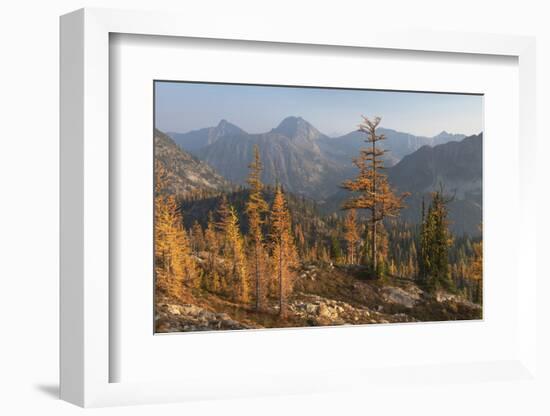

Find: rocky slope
156;302;259;332
156;262;481;333
154;128;231;196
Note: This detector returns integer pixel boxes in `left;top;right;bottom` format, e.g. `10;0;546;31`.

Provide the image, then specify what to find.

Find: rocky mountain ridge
154;129;231;196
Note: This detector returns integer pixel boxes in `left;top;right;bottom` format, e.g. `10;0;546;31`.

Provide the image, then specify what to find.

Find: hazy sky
155;81;483;138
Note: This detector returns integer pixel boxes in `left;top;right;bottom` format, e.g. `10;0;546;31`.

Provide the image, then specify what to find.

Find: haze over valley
163;116;481;236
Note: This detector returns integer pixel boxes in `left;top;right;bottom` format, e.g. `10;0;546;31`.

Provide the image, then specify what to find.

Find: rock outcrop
380;286;422;309
289;294;418;326
155;302;259;332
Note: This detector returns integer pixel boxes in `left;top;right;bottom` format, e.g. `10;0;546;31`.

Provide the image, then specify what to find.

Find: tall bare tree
342;116;408;277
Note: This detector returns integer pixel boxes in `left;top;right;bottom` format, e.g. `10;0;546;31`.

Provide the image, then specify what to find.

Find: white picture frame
60;7;538;408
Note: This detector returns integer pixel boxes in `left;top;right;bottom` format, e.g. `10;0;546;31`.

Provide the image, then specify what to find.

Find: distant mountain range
160;117;481;235
168;120;247;153
318;127;466;167
172;117;344;200
169;117;465;169
168;118;467;194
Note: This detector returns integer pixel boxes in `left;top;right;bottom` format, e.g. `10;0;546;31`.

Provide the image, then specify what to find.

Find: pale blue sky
155;81;483;137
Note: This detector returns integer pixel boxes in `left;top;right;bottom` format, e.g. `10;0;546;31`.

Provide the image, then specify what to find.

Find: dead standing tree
342;116;409;277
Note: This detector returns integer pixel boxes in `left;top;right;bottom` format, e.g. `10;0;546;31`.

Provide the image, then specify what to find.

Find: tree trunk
255;244;260;311
372;217;377;276
371;136;377;277
279;241;284;317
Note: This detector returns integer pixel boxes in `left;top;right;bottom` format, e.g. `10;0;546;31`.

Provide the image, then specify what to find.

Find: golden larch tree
216;195;249;303
294;223;306;254
245;145;269;311
215;194;231;233
470;223;483;304
204;211;221;293
154;160;197;296
171;222;198;289
270;185;298;317
343;209;360;264
342;116;409;277
191;220;205;255
224;206;249;303
155;191;181;296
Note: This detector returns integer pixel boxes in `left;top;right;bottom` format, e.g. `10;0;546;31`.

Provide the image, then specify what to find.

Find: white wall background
0;0;548;415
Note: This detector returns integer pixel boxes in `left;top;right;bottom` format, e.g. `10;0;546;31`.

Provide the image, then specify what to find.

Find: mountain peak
213;119;245;137
434;130;467;139
432;130;467;145
275;115;305;128
282;115;304;123
216;118;241;130
273;116;323;142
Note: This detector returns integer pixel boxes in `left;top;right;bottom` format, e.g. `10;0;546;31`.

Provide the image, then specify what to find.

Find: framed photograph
60;8;538;408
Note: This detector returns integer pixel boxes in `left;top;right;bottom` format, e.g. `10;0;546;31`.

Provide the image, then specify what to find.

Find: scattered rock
156;302;260;332
306;303;319;314
435;290;455;303
167;304;181;315
289;293;407;325
157;261;482;332
381;286;421;308
318;303;333;319
179;304;203;315
432;290;481;314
